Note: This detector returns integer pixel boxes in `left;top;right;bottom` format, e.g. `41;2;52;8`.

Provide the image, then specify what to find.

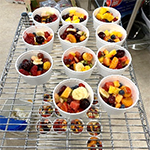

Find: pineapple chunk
114;80;120;87
115;94;123;103
108;86;116;94
115;103;121;108
105;49;117;58
109;57;119;69
60;86;72;98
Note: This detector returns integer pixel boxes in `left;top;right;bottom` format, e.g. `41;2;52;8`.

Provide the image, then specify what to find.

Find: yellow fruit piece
108;86;116;94
114;38;121;42
104;30;110;37
113;87;120;95
82;53;93;61
69;9;76;14
70;52;76;57
122;97;133;107
116;32;123;38
73;15;78;21
65;17;71;22
72;18;80;23
113;80;120;87
109;57;119;69
105;49;117;58
61;86;72;99
103;49;109;55
98;56;104;63
99;87;109;98
103;57;111;66
66;34;77;43
99;7;109;15
74;12;84;18
103;13;114;22
81;65;91;71
115;103;121;108
115;94;123;103
43;61;51;70
80;35;86;41
96;13;102;20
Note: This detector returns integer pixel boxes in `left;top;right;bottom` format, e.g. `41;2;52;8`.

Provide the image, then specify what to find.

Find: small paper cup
62;46;97;80
93;6;121;30
22;25;54;53
97;75;139;115
53;78;94;119
32;7;61;33
96;44;132;76
15;50;53;85
58;23;89;51
96;23;127;48
61;7;89;26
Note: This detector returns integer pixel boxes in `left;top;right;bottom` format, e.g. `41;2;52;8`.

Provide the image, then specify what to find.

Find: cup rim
22;25;54;48
97;74;139;111
15;49;53;79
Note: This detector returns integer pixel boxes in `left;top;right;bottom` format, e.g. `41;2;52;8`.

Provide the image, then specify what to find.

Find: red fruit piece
51;14;57;21
37;70;42;76
60;102;68;112
79;83;85;87
119;56;128;62
70;100;80;112
24;33;34;45
103;82;114;91
19;69;30;75
44;31;50;38
98;51;102;58
30;65;38;76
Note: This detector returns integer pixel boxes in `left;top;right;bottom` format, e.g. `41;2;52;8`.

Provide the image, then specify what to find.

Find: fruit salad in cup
99;80;134;108
98;49;130;69
86;106;100;119
60;25;87;43
96;7;118;23
62;9;87;23
39;104;53;118
54;83;90;113
18;52;51;76
63;51;94;72
23;30;53;45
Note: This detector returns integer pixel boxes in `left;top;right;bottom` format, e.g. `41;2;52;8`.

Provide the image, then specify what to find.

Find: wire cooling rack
0;13;150;150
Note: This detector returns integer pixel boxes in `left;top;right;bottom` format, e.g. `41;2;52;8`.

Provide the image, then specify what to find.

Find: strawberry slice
61;102;68;112
44;31;50;38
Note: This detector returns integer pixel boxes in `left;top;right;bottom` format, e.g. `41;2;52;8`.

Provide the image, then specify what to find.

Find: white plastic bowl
53;78;94;119
96;23;127;48
15;50;53;85
58;23;89;51
22;25;54;53
93;6;121;30
97;75;139;115
61;7;89;26
96;44;132;76
32;7;61;33
62;46;97;80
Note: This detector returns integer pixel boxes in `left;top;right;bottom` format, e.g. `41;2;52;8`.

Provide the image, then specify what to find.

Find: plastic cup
62;46;97;80
58;23;89;51
96;23;127;48
93;6;121;30
96;44;132;76
22;25;54;53
15;50;53;85
61;6;89;26
32;7;61;33
97;75;139;115
53;78;94;119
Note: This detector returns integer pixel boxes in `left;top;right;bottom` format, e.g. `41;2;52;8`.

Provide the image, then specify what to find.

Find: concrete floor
0;0;150;148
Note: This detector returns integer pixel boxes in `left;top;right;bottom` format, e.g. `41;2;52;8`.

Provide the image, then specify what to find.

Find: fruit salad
96;7;118;22
34;11;58;23
23;30;53;45
87;137;103;150
53;118;67;133
54;83;90;113
37;118;52;134
62;9;87;23
63;51;94;71
99;80;133;108
60;25;87;43
39;105;53;117
86;106;100;119
43;93;53;103
98;30;123;43
98;49;130;69
18;52;51;76
87;121;101;136
70;119;84;134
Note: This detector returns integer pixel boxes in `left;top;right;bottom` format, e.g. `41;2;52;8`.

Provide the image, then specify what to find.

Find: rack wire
0;14;150;150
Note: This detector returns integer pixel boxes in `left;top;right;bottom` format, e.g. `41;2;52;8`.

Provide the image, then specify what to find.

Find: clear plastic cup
53;78;94;119
96;44;132;76
62;46;97;80
32;7;61;33
15;50;53;85
22;25;54;53
58;23;89;51
61;6;89;26
93;6;121;30
96;23;127;48
97;75;139;115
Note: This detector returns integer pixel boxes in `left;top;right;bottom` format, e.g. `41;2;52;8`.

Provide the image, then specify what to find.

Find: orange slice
66;34;77;43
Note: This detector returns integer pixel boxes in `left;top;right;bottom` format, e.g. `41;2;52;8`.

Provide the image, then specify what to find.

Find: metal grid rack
0;14;150;150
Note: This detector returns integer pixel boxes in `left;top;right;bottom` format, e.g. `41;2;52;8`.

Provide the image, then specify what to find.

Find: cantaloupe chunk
60;86;72;98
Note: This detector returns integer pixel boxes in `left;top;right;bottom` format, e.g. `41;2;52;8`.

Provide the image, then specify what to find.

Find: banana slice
99;87;109;98
75;62;84;71
72;87;89;100
36;31;45;37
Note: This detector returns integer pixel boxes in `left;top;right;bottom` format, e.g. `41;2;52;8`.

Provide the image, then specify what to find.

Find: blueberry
119;90;125;95
80;18;84;22
71;85;79;90
111;35;116;39
119;83;123;88
120;104;125;108
33;32;36;37
108;39;114;42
